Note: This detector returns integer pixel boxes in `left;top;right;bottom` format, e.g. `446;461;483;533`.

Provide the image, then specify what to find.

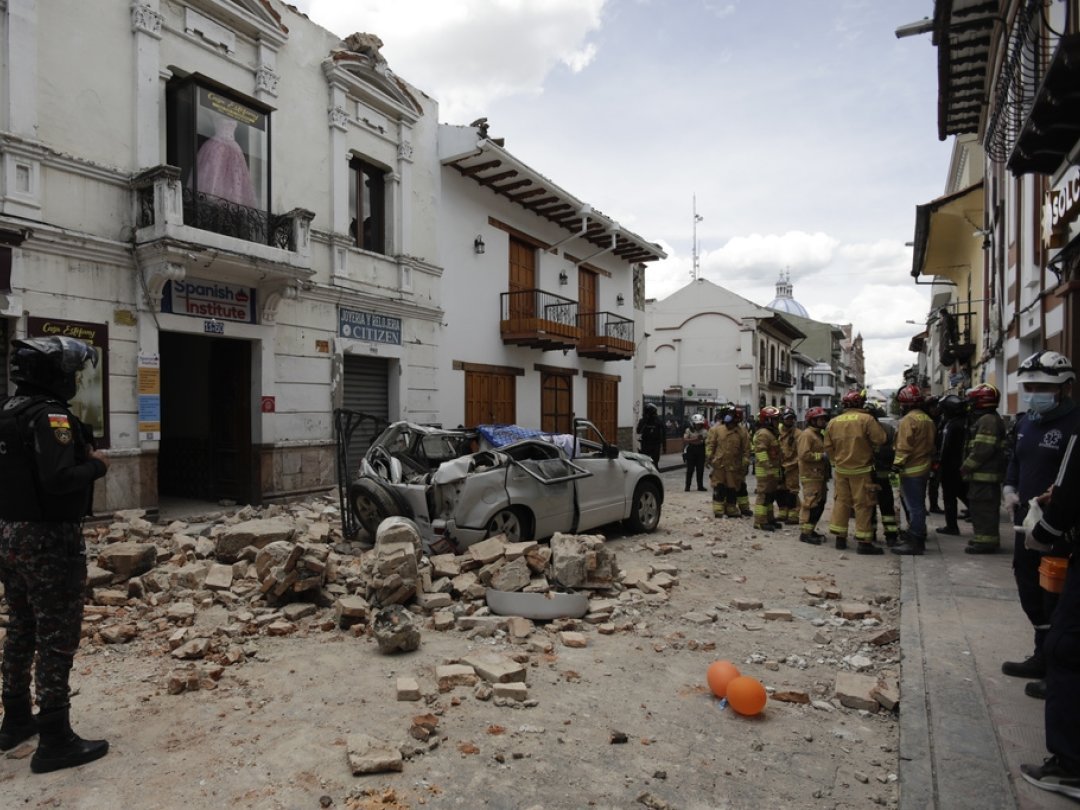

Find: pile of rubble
0;497;684;701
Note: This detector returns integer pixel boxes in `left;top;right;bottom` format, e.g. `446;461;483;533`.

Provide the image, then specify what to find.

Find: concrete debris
216;518;296;562
96;542;158;580
834;672;882;713
372;605;421;653
549;533;618;589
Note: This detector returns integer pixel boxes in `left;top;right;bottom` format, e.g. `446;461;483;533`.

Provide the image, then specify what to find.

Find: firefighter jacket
737;423;751;469
0;393;106;522
706;424;743;472
960;409;1006;483
823;408;886;476
796;426;827;481
894;409;936;477
753;427;781;478
779;425;800;474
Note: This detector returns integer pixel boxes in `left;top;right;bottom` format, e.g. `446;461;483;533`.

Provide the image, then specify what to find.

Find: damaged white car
346;419;664;554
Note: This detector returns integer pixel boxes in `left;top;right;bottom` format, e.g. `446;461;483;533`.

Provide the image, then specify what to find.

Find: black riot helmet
10;336;98;401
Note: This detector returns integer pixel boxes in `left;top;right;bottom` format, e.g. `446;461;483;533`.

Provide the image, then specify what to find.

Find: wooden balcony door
587;374;618;443
509;236;536;320
578;268;598;335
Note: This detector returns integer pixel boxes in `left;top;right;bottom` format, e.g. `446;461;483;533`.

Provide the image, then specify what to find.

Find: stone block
834;672;880;712
96;542;158;580
396;676;422;701
869;627;899;646
493;682;528;701
560;631;587;648
764;609;793;622
525;545;552;573
346;733;403;775
216;519;295;562
282;603;316;622
871;677;900;711
503;541;539;561
462;653;527;684
732;599;763;611
204;564;234;591
839;603;873;620
375;517;422;552
489;557;531;592
430;554;461;579
468;536;506;565
436;664;478;691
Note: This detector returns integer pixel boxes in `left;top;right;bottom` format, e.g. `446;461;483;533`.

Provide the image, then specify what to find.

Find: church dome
766;270;809;318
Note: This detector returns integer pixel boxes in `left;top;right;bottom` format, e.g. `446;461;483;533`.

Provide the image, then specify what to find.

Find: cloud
292;0;607;121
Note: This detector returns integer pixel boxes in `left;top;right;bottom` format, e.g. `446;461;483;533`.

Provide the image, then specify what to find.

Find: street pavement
654;452;1074;809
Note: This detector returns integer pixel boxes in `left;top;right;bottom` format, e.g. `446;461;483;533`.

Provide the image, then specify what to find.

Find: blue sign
338;307;402;345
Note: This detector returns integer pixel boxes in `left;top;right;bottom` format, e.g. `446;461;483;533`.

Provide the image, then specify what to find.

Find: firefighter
796;406;829;544
959;383;1007;554
777;407;802;525
733;406;753;516
0;336;110;773
752;406;783;531
824;389;888;554
891;384;937;556
867;403;901;547
706;405;743;517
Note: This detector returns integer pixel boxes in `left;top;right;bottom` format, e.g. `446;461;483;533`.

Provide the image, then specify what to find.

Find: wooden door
541;373;573;434
508;237;536;320
465;370;516;426
587;375;618;443
578;268;598;335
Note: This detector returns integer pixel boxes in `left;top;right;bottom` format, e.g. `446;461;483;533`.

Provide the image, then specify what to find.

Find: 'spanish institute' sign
162;278;257;323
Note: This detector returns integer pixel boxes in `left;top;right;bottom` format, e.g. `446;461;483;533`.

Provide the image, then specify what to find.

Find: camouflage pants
0;520;87;711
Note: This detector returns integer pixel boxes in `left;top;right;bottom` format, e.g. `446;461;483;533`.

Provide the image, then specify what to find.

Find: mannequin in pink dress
195;113;258;207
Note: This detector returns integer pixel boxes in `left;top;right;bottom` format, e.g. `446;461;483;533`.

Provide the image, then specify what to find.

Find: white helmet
690;413;705;426
1018;350;1075;385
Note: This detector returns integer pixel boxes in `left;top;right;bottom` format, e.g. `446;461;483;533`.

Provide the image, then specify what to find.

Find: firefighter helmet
897;384;925;408
779;407;796;423
758;406;780;425
805;406;827;424
966;383;1000;409
841;389;865;409
690;413;706;426
1017;351;1075;385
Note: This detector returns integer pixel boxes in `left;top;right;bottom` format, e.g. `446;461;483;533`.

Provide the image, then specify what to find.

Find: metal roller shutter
0;319;7;395
342;355;390;465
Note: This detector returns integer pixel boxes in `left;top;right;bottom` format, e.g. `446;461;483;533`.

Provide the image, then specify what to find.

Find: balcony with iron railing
132;165;314;261
768;368;794;388
499;289;581;350
576;311;634;361
131;165;315;319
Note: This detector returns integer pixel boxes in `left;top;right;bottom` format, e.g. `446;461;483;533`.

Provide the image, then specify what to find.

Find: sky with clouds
291;0;953;390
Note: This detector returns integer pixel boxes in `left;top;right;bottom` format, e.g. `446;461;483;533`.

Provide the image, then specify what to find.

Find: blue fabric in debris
476;424;545;447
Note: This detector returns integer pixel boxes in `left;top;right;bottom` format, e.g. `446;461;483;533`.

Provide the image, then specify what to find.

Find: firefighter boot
0;692;37;751
799;532;823;546
30;707;109;774
884;532;900;548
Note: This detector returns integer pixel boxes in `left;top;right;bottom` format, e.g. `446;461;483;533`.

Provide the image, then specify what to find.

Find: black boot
856;542;885;555
30;706;108;774
799;532;823;545
891;536;925;555
0;693;37;751
884;533;899;548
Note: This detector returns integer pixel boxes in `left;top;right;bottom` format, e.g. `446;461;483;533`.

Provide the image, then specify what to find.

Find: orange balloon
726;676;767;716
706;660;741;698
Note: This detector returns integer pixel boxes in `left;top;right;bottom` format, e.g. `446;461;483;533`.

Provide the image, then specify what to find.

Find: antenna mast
691;194;703;280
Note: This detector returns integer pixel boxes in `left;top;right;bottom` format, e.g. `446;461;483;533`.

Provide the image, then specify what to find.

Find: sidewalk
899;519;1075;809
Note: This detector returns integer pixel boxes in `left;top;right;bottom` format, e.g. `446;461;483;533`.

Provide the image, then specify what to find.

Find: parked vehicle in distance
347;418;664;554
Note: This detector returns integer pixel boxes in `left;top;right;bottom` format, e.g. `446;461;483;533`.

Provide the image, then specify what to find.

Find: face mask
1024;392;1058;415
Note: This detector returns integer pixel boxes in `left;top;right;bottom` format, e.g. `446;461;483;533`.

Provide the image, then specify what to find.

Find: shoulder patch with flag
48;414;71;430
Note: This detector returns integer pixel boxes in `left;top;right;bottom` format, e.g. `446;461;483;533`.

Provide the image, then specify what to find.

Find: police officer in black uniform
0;336;110;773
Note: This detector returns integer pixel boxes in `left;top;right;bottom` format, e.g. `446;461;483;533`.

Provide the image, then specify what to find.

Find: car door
571;421;629;529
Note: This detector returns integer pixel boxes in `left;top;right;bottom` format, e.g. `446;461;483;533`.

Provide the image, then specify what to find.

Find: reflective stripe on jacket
961;409;1006;483
753;428;780;477
797;427;826;481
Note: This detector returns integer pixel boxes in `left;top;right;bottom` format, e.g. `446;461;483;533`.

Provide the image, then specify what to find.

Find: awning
439;126;666;264
911;181;984;279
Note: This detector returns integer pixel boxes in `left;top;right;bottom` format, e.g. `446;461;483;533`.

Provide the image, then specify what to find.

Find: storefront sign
27;317;109;447
137;353;161;441
1049;165;1080;237
162;278;257;323
685;388;718;400
338;307;402;345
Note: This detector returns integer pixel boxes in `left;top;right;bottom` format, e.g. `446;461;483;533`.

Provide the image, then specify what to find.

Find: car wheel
349;477;402;537
626;480;662;533
486;508;527;542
